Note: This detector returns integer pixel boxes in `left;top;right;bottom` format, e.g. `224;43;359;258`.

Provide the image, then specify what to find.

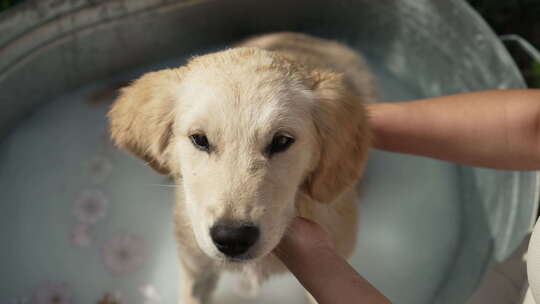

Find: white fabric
527;219;540;303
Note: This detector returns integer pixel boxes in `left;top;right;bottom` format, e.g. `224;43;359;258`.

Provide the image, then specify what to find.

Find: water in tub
0;53;460;303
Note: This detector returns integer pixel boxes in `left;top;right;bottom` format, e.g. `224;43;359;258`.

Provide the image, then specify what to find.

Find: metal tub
0;0;538;303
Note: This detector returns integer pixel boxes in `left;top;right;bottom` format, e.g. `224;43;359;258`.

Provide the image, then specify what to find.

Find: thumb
275;217;390;304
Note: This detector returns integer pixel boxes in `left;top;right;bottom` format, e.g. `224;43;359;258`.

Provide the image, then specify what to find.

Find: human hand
275;217;390;304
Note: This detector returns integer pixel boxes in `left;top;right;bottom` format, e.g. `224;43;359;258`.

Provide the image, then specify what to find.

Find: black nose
210;223;260;257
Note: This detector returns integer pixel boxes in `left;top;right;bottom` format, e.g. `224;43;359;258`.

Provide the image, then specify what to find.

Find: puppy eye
189;134;210;152
267;134;295;155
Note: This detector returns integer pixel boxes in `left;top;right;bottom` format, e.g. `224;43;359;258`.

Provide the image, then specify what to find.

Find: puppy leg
235;264;263;298
178;254;219;304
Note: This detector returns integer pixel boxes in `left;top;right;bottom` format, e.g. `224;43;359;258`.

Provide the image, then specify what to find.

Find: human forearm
368;89;540;170
275;217;390;304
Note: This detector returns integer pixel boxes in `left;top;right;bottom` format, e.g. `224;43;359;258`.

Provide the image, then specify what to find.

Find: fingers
275;217;390;304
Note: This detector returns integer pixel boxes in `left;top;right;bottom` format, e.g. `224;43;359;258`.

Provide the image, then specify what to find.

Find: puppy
108;32;374;303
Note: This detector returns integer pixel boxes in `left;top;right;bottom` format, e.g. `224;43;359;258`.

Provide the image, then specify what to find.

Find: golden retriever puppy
108;32;374;304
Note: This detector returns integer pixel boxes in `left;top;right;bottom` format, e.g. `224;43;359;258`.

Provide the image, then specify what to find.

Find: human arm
367;89;540;170
275;217;390;304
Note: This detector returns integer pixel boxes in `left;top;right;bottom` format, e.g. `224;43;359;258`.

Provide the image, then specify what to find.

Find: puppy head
109;48;370;263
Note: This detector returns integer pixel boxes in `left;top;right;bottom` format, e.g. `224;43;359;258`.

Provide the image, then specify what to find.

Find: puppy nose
210;223;260;257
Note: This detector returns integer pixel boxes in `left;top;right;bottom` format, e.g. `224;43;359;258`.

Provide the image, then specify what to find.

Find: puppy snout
210;222;259;258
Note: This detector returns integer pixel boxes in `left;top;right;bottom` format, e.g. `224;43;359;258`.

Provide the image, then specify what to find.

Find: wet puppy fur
108;32;374;303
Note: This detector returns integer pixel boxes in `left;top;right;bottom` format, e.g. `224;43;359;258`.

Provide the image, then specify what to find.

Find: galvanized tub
0;0;538;303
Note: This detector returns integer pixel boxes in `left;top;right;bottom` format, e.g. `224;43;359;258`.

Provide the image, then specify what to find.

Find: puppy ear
108;68;184;175
304;70;371;203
